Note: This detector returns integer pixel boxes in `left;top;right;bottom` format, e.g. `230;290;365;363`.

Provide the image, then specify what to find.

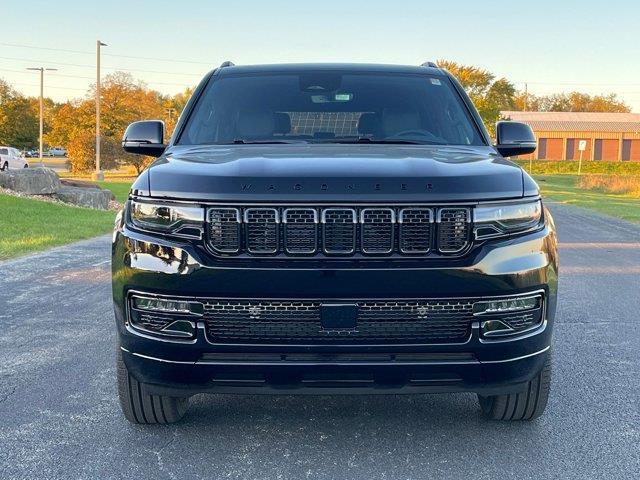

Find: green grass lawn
535;175;640;223
0;194;116;260
97;181;131;203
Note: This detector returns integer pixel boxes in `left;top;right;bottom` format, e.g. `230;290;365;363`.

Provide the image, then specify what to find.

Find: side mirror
122;120;166;157
495;121;537;157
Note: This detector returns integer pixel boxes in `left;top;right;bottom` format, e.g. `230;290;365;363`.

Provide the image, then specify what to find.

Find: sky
2;0;640;111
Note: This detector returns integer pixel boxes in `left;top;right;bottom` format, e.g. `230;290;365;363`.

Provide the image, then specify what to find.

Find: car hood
145;144;529;202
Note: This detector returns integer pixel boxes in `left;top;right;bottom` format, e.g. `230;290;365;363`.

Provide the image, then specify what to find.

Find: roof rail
219;61;235;68
421;61;438;68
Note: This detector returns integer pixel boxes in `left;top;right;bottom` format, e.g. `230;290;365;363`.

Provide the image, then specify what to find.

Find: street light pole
26;67;57;163
94;40;108;181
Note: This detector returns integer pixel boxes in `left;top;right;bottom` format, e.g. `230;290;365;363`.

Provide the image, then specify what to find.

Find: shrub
515;160;640;176
67;131;130;174
577;175;640;197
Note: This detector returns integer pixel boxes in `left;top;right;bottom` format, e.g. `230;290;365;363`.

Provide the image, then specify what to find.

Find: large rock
0;167;61;194
61;178;116;200
54;186;112;210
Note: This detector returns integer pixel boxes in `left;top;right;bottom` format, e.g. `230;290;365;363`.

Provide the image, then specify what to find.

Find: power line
0;41;214;66
0;68;194;87
7;82;87;92
0;55;204;77
516;80;640;87
0;67;93;80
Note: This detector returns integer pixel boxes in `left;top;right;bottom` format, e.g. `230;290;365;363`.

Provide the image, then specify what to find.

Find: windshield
178;71;485;146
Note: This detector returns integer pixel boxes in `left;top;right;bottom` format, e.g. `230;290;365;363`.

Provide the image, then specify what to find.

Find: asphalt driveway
0;203;638;479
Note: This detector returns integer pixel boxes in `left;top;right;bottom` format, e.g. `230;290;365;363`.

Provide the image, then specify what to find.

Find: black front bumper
112;217;558;397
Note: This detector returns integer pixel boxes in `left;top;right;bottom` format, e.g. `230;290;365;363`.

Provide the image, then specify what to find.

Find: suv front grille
437;208;471;253
322;208;357;254
399;208;433;253
203;299;475;344
283;208;318;254
208;208;241;253
244;208;279;254
206;205;472;257
361;208;395;254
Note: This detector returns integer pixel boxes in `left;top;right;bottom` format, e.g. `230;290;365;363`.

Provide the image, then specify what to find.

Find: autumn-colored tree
0;79;40;149
513;91;630;113
437;61;516;135
162;87;193;139
47;72;168;173
66;130;121;173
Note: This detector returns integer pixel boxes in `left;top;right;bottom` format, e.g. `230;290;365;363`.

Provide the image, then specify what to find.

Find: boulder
0;167;61;194
54;186;112;210
61;178;116;200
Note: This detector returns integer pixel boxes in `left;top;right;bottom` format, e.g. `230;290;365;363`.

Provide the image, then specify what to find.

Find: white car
0;147;29;170
48;147;67;157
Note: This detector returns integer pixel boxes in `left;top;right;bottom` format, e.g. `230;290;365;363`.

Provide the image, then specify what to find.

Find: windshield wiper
229;139;306;144
313;137;437;145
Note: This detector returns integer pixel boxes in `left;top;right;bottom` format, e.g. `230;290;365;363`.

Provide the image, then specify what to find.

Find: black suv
113;63;557;424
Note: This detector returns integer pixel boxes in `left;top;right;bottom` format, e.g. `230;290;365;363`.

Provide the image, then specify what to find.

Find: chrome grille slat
206;206;473;257
322;208;357;254
208;208;241;253
283;208;318;254
399;208;433;254
360;208;395;254
244;208;279;254
437;208;471;253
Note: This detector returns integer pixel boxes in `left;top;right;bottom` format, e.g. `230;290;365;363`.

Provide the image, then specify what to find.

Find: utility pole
524;82;528;112
26;67;57;163
93;40;107;181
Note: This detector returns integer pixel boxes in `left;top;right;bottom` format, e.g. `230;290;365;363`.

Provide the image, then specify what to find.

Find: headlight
127;200;204;238
474;200;542;239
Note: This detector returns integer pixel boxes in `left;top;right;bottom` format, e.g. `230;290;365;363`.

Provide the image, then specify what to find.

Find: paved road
29;159;68;173
1;203;639;480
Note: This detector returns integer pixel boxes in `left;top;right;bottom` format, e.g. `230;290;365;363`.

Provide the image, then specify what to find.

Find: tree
513;91;630;113
0;79;40;149
437;61;516;134
162;87;193;139
66;130;120;173
46;72;167;173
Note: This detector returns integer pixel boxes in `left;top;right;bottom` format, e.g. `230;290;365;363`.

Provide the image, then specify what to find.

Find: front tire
116;346;190;424
1;162;7;171
478;353;552;421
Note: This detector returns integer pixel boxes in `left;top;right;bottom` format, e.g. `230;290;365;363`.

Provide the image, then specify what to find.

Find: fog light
481;319;515;337
161;319;196;338
473;296;540;315
132;296;204;315
129;311;197;338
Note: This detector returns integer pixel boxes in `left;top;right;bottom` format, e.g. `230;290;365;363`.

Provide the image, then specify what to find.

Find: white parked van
0;147;29;170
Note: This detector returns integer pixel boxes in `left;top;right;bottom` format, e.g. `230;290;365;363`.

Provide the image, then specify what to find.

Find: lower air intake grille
437;208;471;253
203;299;474;344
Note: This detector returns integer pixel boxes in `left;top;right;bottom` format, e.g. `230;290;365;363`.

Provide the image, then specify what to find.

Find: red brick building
500;111;640;161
